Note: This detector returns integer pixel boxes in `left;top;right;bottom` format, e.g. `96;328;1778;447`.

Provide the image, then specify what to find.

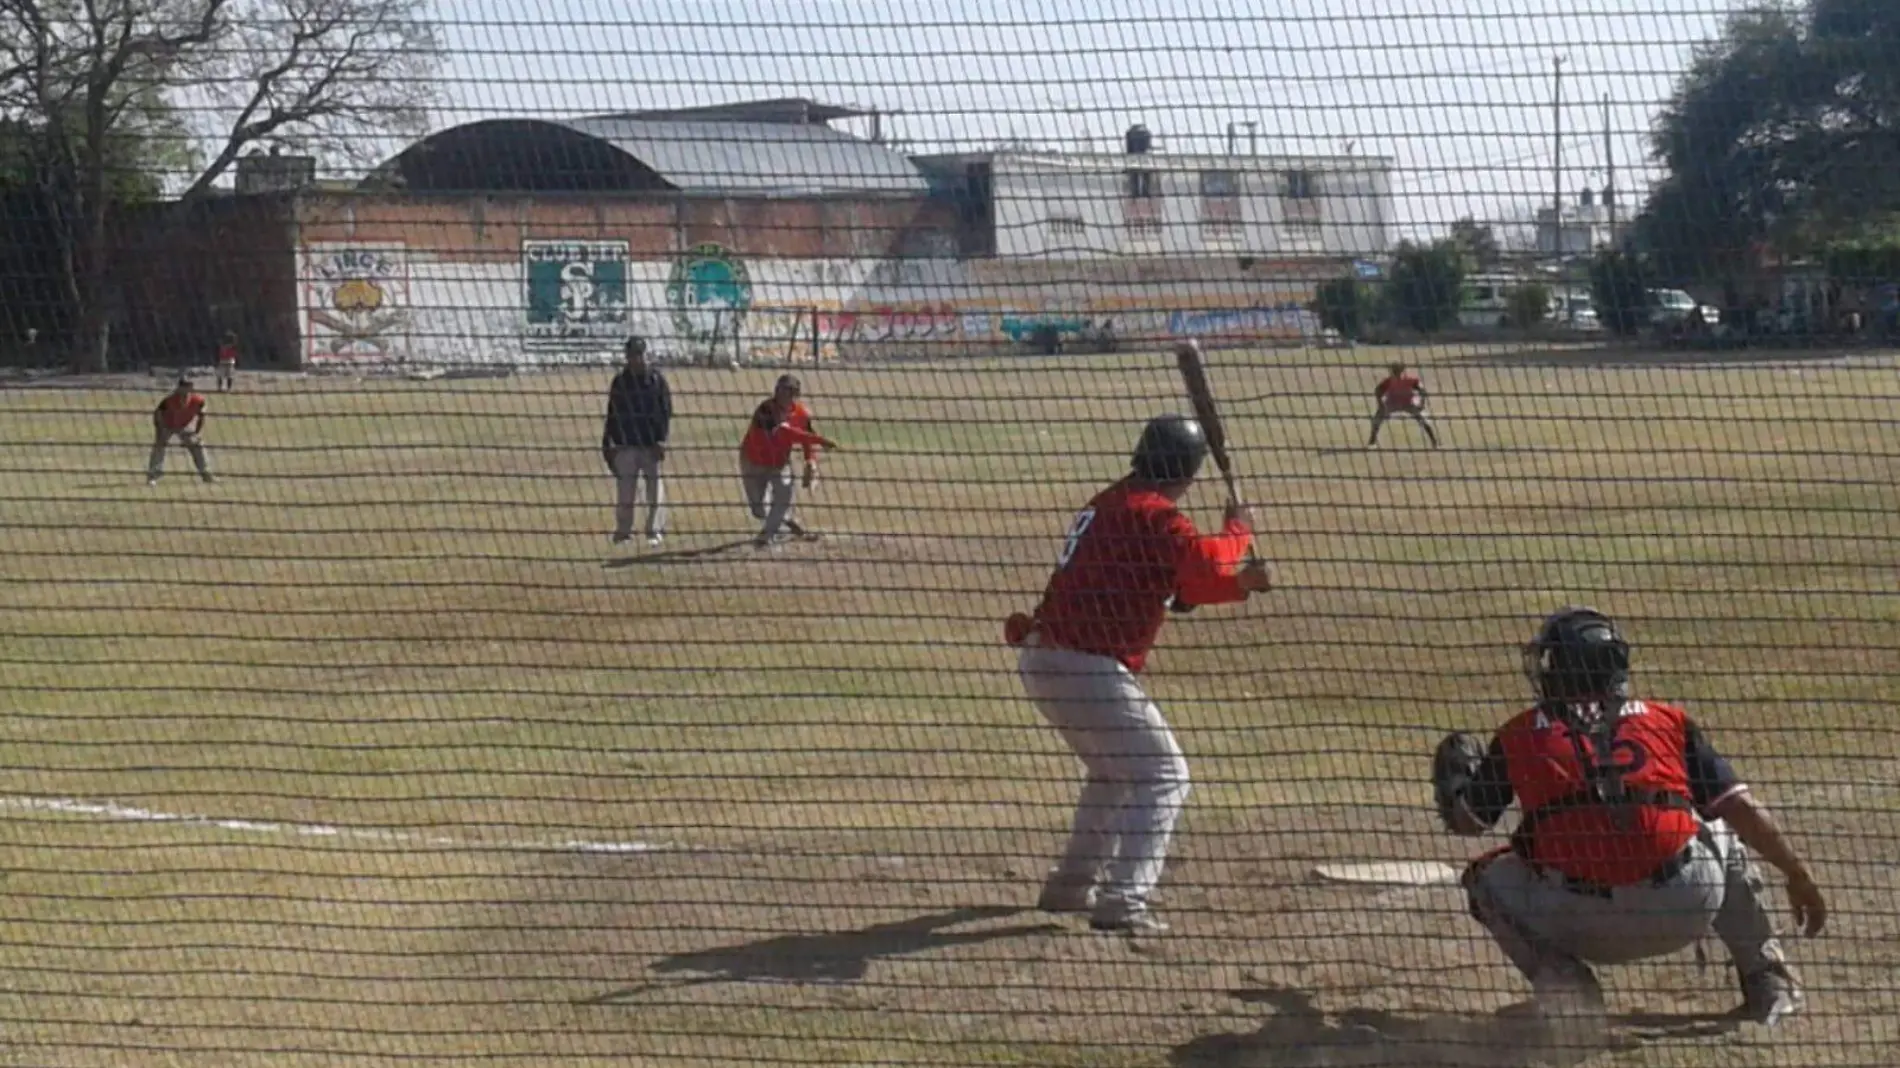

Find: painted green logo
667;242;752;343
523;240;629;347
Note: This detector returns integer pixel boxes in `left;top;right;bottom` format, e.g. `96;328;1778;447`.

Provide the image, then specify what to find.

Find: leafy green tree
1506;283;1552;329
1641;0;1900;282
1312;275;1375;338
1449;216;1502;271
1385;240;1466;333
1589;250;1654;336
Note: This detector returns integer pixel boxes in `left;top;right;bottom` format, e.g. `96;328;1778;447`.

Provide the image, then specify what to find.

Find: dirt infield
1;347;1896;1066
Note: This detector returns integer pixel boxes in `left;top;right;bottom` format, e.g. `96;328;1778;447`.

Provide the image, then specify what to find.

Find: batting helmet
1131;414;1209;483
1523;606;1631;706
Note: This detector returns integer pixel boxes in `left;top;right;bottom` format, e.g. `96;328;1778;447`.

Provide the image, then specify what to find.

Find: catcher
1431;606;1823;1026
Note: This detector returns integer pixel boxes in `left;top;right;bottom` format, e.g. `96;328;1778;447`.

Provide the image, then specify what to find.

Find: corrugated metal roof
561;117;926;196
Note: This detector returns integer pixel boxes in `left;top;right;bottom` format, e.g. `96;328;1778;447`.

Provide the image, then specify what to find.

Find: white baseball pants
1016;641;1190;919
1465;818;1788;983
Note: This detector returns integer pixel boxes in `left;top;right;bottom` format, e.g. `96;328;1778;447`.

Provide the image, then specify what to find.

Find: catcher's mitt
1432;731;1486;832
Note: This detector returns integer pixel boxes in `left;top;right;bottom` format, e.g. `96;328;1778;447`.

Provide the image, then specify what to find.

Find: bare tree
0;0;439;370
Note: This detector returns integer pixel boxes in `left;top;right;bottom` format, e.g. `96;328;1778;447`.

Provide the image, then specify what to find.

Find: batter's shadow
1174;985;1739;1068
575;905;1059;1004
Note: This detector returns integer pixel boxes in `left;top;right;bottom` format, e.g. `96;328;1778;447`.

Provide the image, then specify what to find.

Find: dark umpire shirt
1464;698;1746;887
602;367;672;450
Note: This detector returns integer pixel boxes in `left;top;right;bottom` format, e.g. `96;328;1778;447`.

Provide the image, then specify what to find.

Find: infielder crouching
739;374;837;548
1005;414;1273;935
1368;361;1441;449
1434;606;1823;1027
148;377;216;485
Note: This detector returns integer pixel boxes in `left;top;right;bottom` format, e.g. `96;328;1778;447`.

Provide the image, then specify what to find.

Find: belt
1540;824;1715;900
1545;846;1689;900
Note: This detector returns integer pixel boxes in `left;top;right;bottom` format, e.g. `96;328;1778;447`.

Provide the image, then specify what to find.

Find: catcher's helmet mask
1131;414;1209;483
1523;606;1632;713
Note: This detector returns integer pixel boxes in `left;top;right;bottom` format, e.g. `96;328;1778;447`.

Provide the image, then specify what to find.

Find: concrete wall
287;191;1341;371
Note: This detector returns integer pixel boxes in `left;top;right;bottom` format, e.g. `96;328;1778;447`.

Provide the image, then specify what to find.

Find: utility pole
1552;56;1565;262
1603;94;1618;243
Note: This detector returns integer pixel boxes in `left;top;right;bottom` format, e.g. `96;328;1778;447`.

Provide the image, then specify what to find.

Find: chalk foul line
0;795;671;855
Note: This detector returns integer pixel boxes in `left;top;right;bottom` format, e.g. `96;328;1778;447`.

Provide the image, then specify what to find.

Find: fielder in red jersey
1438;606;1823;1029
738;374;836;547
1368;361;1441;448
1005;413;1272;935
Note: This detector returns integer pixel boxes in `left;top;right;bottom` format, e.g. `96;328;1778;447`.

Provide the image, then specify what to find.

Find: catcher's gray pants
612;446;666;540
148;429;211;480
1015;640;1190;919
1465;818;1787;990
740;459;796;541
1369;401;1439;445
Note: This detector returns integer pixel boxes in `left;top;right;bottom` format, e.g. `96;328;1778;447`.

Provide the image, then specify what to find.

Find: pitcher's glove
1432;731;1486;832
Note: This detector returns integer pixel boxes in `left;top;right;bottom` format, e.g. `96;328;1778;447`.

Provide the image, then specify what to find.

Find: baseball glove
1432;731;1486;832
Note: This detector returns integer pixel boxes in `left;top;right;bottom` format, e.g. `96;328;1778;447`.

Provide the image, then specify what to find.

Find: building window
1123;168;1162;243
1048;216;1086;238
1280;169;1322;244
1200;169;1242;244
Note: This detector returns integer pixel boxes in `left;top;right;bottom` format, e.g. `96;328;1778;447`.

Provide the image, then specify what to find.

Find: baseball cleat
646;534;663;548
1089;910;1169;936
1035;882;1096;914
610;533;632;546
1739;965;1803;1027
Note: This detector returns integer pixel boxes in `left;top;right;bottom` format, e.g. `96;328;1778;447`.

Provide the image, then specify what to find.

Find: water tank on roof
1125;124;1153;155
235;147;315;195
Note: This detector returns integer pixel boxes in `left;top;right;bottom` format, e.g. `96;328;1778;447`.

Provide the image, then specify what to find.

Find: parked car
1647;288;1721;328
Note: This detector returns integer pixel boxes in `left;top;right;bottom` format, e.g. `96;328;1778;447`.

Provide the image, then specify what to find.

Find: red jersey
1469;699;1745;887
155;393;207;431
217;343;238;365
740;399;821;469
1376;372;1422;408
1027;479;1254;673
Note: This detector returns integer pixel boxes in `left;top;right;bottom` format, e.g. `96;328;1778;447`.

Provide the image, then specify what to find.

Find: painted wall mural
522;240;630;348
667;242;753;345
296;235;1327;369
302;244;410;364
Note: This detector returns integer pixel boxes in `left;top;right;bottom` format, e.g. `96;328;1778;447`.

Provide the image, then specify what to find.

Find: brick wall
294;192;952;262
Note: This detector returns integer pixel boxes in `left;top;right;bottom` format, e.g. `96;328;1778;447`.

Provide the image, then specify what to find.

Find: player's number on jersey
1055;507;1097;569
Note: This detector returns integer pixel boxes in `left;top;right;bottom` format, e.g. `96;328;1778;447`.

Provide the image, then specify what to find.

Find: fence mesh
3;1;1899;1066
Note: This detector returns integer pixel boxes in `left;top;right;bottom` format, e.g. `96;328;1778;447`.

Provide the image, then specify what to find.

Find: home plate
1313;861;1461;886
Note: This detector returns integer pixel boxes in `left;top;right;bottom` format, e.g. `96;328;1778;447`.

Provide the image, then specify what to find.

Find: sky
408;0;1738;240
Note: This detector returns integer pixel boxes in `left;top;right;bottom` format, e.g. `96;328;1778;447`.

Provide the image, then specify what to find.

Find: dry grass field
1;343;1897;1068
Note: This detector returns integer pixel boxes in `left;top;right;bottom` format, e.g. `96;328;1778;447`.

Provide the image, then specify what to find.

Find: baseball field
1;343;1896;1067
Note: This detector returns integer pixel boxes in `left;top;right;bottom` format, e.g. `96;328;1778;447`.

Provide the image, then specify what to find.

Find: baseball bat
1173;338;1262;569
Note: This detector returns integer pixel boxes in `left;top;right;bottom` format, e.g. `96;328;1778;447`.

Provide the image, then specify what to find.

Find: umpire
602;336;672;546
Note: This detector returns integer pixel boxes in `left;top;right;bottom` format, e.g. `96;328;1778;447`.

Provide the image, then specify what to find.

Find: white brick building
916;137;1395;261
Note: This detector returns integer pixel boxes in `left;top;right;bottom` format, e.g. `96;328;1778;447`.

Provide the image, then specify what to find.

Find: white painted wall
986;153;1394;260
297;240;1332;371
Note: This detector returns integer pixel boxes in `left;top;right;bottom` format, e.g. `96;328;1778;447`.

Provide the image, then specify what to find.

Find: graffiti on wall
822;303;961;346
667;242;753;344
522;240;630;347
304;245;409;364
1167;303;1319;340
